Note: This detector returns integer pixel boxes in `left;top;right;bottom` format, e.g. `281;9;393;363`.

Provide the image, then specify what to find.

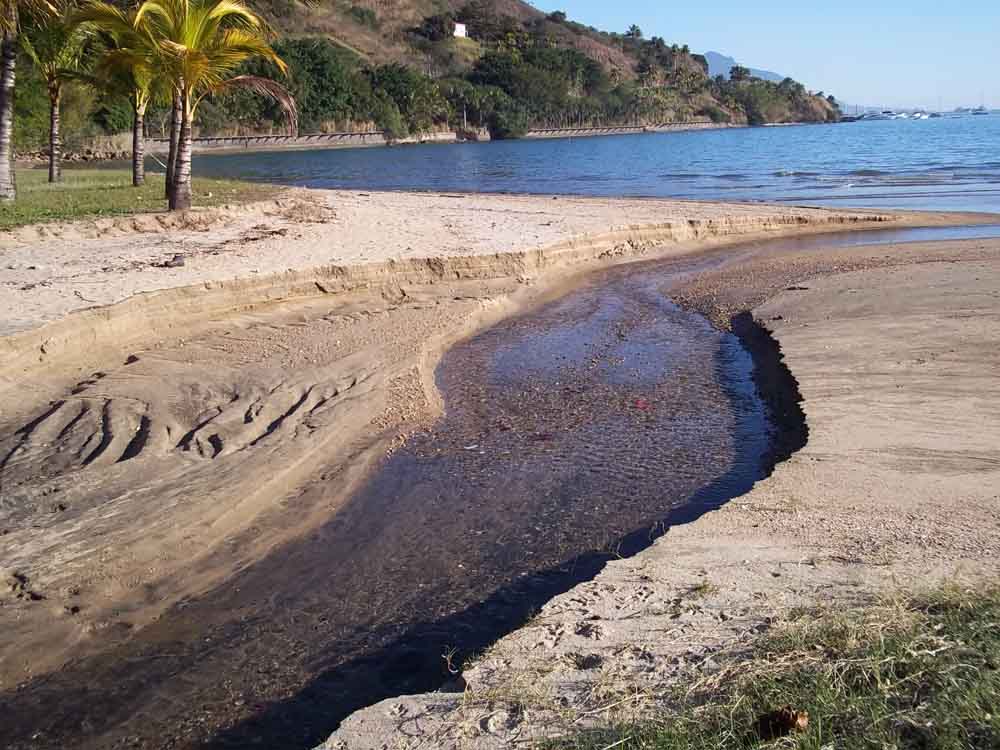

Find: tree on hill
415;12;454;42
626;24;642;40
368;63;449;135
729;64;750;82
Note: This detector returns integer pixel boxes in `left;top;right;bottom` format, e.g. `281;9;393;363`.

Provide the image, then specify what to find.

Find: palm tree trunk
165;90;181;199
169;99;192;211
132;101;144;187
48;87;61;183
0;28;17;202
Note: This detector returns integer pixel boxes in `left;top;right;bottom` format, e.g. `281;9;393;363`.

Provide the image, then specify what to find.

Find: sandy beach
1;190;998;749
320;235;1000;749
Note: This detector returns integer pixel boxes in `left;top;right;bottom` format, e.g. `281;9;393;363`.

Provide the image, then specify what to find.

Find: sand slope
2;189;903;339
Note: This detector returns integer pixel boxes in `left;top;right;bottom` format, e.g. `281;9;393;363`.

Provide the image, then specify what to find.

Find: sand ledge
0;192;908;404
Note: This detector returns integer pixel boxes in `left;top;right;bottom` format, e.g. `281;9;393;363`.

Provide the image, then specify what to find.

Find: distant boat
956;105;991;115
859;110;896;121
855;109;953;122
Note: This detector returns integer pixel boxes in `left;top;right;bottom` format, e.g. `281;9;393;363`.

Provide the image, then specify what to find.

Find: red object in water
634;398;651;411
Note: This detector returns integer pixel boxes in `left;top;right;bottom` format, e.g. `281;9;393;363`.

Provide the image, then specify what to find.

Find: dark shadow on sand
203;313;807;750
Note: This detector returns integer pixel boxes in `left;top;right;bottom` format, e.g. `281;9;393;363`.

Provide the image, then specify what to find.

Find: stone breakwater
15;148;132;163
140;121;732;155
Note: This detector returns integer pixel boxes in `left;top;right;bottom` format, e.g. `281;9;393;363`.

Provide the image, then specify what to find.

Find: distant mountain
704;51;785;82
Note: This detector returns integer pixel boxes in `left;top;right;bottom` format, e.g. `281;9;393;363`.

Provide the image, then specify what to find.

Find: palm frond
132;0;173;34
0;0;58;33
20;9;94;83
217;27;286;72
18;25;42;66
71;0;132;33
204;0;261;27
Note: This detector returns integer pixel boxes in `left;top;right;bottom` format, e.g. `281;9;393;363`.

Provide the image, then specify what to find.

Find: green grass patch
0;167;280;230
554;585;1000;749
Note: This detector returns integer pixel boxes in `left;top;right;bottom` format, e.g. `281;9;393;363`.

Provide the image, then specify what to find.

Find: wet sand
1;194;998;748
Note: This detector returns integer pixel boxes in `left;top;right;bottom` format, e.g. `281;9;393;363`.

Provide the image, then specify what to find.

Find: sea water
194;115;1000;213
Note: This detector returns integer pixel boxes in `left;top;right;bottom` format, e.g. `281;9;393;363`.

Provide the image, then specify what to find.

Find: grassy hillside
257;0;636;75
13;0;840;151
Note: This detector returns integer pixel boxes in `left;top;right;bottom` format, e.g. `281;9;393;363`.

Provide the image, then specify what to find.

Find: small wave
773;170;820;177
848;169;889;177
715;173;749;180
659;172;702;179
928;163;1000;173
772;186;1000;202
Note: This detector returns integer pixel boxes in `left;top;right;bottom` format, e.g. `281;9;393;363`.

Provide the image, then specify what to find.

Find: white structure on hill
453;22;467;38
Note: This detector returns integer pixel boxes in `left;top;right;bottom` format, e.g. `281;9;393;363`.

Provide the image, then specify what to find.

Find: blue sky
533;1;1000;110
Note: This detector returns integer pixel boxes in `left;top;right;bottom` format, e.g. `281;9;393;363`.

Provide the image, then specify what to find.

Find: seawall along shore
142;121;735;155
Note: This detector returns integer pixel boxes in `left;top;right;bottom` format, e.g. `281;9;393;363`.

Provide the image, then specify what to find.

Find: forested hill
15;0;841;151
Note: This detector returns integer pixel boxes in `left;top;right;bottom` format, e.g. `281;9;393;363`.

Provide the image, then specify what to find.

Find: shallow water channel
6;223;1000;750
213;263;770;739
203;255;775;748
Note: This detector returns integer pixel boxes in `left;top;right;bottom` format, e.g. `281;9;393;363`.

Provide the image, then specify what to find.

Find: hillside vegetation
14;0;840;150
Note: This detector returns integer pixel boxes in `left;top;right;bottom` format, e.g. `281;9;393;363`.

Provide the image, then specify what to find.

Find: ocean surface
195;115;1000;213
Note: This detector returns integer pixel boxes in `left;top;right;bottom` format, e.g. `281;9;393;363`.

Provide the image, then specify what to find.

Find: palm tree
134;0;295;210
21;4;92;182
74;1;159;186
0;0;56;200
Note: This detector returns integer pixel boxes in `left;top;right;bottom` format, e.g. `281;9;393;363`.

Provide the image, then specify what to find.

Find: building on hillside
453;22;468;38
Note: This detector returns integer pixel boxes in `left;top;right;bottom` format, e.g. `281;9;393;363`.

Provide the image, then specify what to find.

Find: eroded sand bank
0;191;997;749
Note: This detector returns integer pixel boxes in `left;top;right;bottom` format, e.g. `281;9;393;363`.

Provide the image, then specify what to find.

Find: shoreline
137;121;739;157
1;193;998;748
1;191;923;388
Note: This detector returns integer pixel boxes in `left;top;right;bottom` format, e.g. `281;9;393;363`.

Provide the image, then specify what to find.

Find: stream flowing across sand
4;224;1000;750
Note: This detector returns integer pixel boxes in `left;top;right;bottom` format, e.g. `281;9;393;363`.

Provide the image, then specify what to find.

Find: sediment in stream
211;280;813;750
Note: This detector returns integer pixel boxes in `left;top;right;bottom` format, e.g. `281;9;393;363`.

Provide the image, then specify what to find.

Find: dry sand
1;189;916;337
0;190;997;748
